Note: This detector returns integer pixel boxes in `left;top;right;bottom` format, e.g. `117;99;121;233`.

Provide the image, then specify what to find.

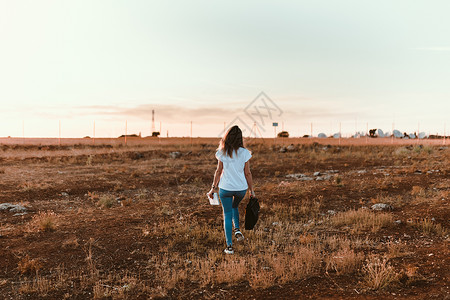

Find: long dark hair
219;125;244;158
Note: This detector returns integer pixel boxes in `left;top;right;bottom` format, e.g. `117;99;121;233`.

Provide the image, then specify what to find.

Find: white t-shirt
215;147;252;191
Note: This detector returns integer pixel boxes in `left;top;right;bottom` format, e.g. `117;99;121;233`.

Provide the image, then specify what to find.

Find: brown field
0;138;448;299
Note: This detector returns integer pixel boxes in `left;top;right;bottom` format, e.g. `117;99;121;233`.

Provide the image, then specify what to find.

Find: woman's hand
250;189;256;198
207;187;217;199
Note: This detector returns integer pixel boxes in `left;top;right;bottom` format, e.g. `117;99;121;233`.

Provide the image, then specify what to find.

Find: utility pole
58;120;61;146
125;120;127;145
151;110;155;135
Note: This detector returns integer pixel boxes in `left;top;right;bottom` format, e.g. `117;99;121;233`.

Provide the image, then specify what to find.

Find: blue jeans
219;188;247;247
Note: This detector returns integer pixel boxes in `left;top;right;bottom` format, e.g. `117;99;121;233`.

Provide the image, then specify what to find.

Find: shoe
234;230;244;241
224;246;234;254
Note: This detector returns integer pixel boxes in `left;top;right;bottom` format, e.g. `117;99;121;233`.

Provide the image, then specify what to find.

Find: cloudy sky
0;0;449;138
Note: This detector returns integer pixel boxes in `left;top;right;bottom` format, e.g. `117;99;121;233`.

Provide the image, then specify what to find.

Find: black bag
244;196;260;230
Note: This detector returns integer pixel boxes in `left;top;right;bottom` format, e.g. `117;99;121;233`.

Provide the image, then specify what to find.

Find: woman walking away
207;125;255;254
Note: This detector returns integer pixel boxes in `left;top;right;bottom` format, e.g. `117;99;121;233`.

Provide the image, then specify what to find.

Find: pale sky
0;0;449;138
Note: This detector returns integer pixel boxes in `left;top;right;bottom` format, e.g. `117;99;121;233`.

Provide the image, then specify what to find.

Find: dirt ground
0;138;448;299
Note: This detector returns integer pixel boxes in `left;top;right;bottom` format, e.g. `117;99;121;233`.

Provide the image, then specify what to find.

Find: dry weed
387;242;409;259
362;256;398;290
97;195;116;208
412;218;448;237
28;211;58;232
17;275;51;296
17;255;43;275
326;247;364;275
331;208;393;233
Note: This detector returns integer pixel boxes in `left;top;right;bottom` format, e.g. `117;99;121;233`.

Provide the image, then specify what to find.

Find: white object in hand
207;192;219;205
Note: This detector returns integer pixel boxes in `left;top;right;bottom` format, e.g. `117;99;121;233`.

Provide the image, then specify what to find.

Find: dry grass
97;195;116;208
1;142;448;298
331;208;394;233
17;255;43;275
28;211;58;232
362;256;398;290
387;242;410;259
326;247;364;275
411;219;448;237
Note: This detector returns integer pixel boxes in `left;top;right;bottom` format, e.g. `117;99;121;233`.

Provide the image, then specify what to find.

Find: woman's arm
244;161;255;197
208;161;223;198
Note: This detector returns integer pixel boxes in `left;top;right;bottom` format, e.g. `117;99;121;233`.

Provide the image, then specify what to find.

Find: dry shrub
412;218;448;237
326;247;364;275
331;208;393;233
29;211;58;232
97;195;116;208
18;255;43;275
362;256;398;290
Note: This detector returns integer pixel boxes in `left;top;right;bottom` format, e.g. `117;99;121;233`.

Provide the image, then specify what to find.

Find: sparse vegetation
363;256;398;290
28;211;58;232
331;208;394;233
97;195;116;208
0;140;448;298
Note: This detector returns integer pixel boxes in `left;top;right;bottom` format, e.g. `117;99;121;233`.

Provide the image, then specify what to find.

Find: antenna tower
151;110;155;133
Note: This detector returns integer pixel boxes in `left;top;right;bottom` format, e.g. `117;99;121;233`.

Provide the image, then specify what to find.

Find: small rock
61;192;69;197
0;203;27;212
169;152;182;159
327;210;336;215
414;170;422;174
357;170;367;174
279;147;287;153
300;177;314;181
13;212;28;216
286;144;295;151
395;220;402;224
371;203;394;211
313;171;321;176
272;222;279;226
286;173;306;179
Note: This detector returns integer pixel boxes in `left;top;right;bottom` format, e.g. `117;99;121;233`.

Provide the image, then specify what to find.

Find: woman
207;125;255;254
